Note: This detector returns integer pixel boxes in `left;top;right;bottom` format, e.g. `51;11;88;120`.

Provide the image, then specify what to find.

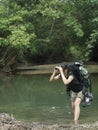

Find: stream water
0;74;98;124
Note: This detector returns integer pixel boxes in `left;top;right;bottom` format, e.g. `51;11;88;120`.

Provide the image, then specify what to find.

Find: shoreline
15;64;98;75
0;113;98;130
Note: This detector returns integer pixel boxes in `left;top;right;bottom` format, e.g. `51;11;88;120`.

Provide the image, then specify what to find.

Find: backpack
67;62;93;107
68;62;92;92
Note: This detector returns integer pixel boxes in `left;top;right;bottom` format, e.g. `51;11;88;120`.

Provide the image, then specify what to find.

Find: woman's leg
73;98;82;125
71;101;75;114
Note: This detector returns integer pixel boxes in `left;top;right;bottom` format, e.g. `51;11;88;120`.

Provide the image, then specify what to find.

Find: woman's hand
55;66;63;72
50;67;60;82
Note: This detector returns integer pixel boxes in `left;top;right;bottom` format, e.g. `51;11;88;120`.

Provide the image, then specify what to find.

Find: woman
50;62;84;125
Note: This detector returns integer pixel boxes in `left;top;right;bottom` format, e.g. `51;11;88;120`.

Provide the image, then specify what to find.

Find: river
0;74;98;124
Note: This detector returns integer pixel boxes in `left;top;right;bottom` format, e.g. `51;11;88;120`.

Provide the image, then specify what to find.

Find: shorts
71;91;84;102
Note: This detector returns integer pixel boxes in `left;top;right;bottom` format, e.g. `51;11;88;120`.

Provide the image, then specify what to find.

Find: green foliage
0;38;8;46
0;0;98;70
8;25;35;48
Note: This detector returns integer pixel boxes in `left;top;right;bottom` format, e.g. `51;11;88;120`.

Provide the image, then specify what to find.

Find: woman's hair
60;62;68;70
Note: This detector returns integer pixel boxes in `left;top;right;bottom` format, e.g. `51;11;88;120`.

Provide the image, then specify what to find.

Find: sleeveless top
67;71;83;92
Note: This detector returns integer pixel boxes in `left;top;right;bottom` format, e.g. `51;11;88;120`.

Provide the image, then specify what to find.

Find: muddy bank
15;64;98;75
0;113;98;130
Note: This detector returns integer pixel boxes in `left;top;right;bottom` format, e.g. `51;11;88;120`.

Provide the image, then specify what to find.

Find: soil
0;113;98;130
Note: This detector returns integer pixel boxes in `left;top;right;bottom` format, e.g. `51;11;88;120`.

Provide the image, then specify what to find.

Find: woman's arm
49;69;60;82
55;66;74;85
60;70;74;85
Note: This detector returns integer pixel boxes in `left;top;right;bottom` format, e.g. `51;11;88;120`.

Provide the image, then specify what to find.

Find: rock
0;113;15;123
0;113;98;130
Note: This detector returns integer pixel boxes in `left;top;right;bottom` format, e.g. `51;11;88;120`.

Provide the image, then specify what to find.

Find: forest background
0;0;98;72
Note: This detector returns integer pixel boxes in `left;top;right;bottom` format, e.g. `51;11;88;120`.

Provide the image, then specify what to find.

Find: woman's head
60;62;68;70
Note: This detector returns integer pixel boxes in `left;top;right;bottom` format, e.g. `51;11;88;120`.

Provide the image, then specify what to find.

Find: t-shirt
67;71;83;92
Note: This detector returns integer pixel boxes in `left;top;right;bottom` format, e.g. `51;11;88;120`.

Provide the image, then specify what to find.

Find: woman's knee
74;98;81;106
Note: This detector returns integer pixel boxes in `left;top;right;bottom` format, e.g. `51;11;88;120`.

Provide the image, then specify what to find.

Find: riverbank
0;113;98;130
15;63;98;75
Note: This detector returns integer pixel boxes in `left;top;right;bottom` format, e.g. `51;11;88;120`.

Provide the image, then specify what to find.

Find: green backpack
68;62;93;107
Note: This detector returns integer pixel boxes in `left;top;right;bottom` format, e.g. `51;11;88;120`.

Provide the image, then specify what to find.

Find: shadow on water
0;73;98;124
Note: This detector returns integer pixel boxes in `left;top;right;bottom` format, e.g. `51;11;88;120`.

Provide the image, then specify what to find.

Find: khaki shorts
71;91;84;102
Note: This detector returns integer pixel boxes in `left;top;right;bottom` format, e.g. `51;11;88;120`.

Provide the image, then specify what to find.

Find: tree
0;0;36;72
0;0;98;73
